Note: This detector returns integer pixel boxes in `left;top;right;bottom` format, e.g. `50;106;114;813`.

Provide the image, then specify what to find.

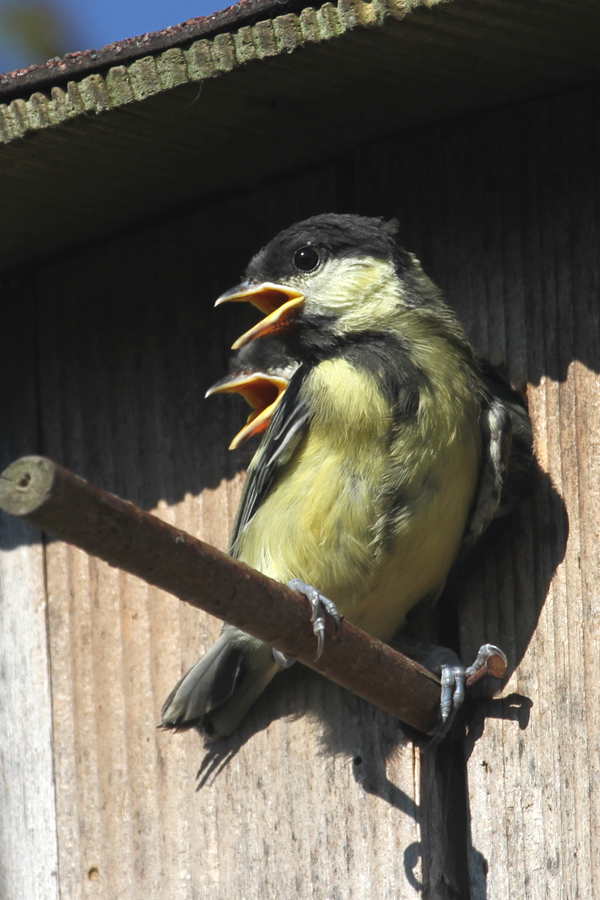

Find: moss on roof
0;0;393;142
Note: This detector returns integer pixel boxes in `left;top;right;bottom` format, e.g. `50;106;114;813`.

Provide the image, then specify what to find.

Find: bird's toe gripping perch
427;643;508;749
286;578;341;661
271;579;341;667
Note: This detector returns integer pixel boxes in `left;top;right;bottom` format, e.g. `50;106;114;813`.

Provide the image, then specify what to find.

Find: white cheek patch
303;256;402;331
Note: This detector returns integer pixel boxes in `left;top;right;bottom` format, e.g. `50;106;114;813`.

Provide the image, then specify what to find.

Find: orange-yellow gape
162;214;532;741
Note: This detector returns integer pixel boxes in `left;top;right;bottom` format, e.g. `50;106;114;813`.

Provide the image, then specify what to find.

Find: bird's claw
428;643;508;750
287;578;341;660
440;664;466;723
465;643;508;684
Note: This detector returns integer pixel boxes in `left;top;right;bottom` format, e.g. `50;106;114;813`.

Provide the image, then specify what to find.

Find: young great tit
205;340;298;449
161;214;532;739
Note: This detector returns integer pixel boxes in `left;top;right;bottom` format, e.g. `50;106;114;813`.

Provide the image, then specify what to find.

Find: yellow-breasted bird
161;214;532;739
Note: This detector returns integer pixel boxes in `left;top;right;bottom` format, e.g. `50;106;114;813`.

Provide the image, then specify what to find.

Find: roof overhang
1;0;600;272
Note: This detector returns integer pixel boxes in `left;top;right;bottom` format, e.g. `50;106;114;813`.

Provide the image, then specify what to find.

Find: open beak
205;370;289;449
215;281;304;350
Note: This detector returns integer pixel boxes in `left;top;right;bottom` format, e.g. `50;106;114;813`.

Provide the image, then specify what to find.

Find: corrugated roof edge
0;0;415;144
0;0;416;103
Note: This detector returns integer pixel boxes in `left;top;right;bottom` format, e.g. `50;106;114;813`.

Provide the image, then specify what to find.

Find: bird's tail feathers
160;626;280;739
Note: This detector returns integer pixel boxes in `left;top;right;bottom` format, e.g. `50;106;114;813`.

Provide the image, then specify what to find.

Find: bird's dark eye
293;246;320;272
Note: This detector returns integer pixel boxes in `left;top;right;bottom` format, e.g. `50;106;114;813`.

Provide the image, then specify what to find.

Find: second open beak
205;370;289;449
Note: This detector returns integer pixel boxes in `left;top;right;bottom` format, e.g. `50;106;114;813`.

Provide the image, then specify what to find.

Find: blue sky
0;0;227;74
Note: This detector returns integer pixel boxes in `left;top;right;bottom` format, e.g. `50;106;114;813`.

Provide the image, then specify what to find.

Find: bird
161;213;532;740
205;339;298;449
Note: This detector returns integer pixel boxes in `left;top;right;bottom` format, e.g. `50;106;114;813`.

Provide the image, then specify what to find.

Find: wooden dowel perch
0;455;491;736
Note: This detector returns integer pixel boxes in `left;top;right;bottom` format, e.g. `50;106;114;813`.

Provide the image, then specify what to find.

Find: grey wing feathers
459;363;534;565
228;365;311;554
479;360;534;517
460;398;513;560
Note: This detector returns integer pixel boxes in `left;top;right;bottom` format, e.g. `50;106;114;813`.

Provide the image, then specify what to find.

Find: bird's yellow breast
237;350;481;642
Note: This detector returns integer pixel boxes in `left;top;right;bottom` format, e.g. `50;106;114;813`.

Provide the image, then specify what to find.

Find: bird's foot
287;578;341;660
464;642;508;685
427;643;507;750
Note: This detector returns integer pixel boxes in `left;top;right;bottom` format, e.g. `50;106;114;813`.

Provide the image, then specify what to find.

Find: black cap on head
245;214;412;284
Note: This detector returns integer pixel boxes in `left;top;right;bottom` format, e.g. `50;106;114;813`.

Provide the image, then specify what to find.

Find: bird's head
205;339;298;448
215;214;443;358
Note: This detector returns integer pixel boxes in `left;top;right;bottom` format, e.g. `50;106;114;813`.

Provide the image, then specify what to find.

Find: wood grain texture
357;81;600;898
0;283;59;899
21;165;427;899
2;79;600;899
459;88;600;900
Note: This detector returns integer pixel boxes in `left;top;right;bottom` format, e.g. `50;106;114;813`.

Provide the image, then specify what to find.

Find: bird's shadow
0;166;571;898
193;458;566;897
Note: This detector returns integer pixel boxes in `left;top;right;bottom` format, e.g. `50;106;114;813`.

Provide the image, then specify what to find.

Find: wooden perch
0;455;496;736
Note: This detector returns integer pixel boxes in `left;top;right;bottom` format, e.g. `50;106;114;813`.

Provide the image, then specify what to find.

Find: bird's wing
460;396;513;561
479;360;534;517
228;365;311;554
457;362;533;567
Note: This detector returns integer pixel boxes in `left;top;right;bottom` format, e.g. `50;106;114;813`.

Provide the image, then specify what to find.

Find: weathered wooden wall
367;84;598;900
2;79;599;899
